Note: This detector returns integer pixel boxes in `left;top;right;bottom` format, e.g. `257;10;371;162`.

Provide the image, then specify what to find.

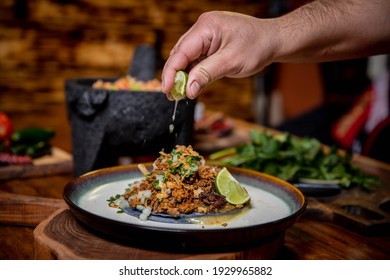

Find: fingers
162;40;211;95
162;44;237;100
162;13;217;99
161;51;190;101
163;51;227;100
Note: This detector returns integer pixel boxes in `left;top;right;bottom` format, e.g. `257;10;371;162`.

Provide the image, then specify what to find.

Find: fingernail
167;93;174;101
189;80;200;99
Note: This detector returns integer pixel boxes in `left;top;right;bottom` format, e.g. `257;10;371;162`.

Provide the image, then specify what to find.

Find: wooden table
1;110;389;260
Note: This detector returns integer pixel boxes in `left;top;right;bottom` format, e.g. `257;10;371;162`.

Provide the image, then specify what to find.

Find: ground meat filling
121;145;231;218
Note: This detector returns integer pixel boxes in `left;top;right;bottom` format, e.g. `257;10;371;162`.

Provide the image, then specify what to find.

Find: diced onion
142;206;152;216
117;198;128;208
144;189;152;198
139;213;148;221
139;206;152;221
136;205;145;211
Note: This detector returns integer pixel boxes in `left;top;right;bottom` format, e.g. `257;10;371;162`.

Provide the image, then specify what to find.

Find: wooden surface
0;148;73;181
0;191;66;227
29;124;390;259
1;102;389;259
32;201;390;260
33;208;284;260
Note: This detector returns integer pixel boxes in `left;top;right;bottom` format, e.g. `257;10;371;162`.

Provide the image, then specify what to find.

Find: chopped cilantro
107;194;120;203
151;179;160;189
167;149;202;178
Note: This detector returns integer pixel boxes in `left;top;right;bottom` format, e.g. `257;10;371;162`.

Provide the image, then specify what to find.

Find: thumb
186;53;229;99
186;67;211;99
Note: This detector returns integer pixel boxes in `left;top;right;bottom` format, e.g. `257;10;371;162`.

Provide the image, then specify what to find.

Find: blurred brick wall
0;0;272;121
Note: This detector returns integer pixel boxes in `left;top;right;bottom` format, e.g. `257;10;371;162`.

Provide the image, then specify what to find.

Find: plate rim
63;164;307;250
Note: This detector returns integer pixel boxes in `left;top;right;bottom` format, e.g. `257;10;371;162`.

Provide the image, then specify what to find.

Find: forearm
272;0;390;63
161;1;390;98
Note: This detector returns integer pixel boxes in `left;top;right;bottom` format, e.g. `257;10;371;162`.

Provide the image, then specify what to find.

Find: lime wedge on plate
215;167;250;205
170;70;188;100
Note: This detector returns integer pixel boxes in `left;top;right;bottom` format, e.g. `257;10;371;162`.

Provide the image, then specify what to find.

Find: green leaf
210;130;379;191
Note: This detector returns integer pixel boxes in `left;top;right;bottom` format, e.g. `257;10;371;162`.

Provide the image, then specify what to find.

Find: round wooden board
33;208;284;260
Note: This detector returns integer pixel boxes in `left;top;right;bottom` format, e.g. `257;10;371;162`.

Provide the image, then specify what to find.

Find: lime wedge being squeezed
170;70;188;101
